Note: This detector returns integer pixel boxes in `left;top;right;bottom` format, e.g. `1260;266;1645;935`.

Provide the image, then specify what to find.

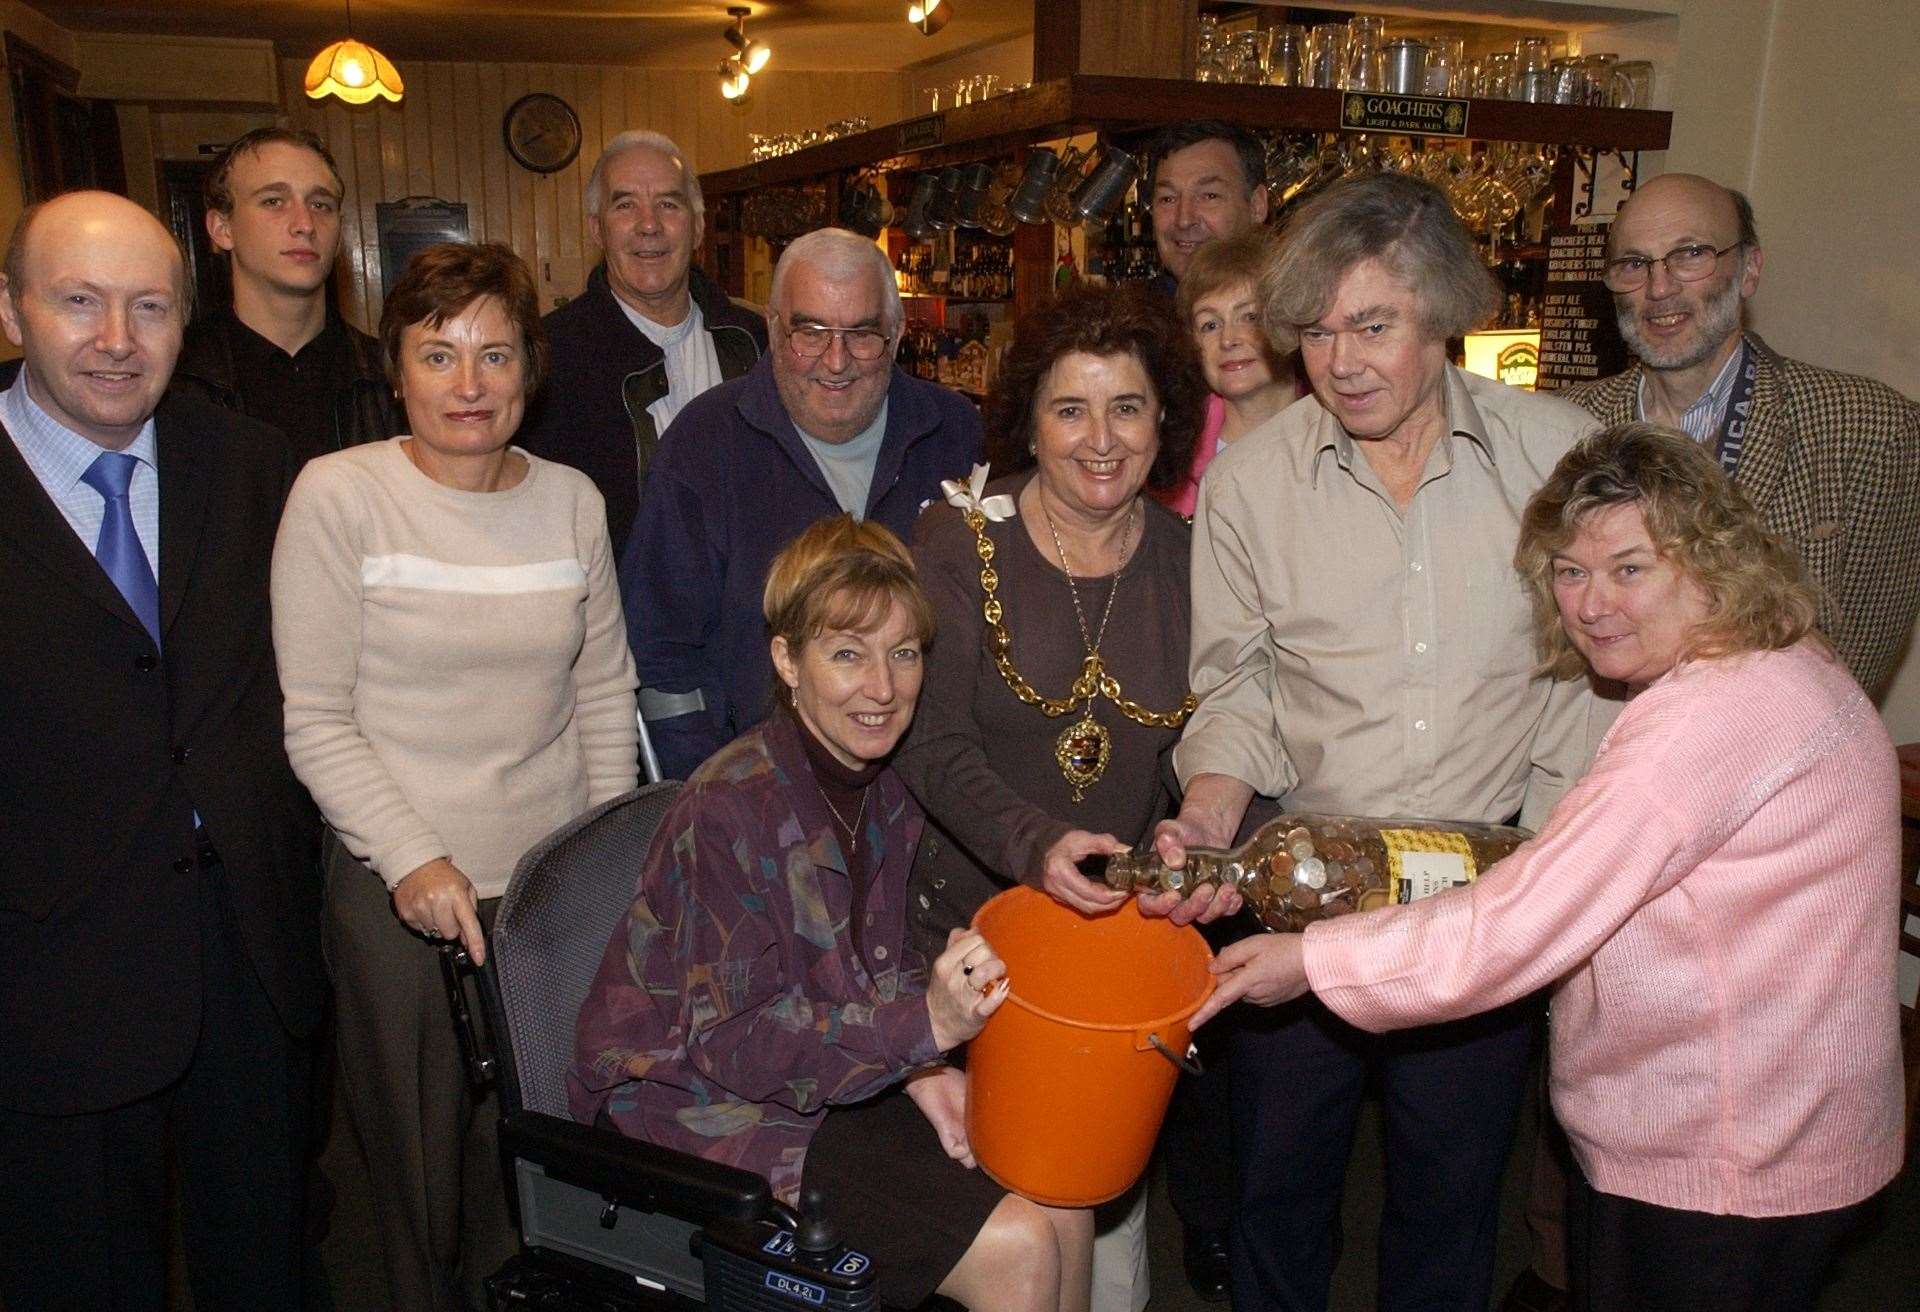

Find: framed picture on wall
375;197;471;297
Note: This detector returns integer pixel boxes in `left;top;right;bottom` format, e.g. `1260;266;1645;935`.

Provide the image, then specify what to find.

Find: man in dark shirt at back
173;127;398;461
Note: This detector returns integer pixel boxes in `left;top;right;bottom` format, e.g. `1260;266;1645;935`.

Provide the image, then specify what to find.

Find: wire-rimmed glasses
782;322;893;361
1601;241;1743;292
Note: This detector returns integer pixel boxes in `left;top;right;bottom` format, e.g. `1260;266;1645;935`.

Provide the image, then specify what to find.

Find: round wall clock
503;93;583;174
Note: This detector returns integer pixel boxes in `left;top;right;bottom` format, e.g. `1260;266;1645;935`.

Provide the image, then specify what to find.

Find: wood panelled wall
281;59;907;331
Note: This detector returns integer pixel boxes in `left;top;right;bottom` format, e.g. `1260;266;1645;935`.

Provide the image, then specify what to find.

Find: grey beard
1615;272;1744;372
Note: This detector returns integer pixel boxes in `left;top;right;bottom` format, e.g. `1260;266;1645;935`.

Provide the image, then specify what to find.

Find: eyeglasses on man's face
782;321;893;361
1602;241;1744;293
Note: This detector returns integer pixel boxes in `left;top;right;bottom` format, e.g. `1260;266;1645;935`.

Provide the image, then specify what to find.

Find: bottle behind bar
1099;813;1531;933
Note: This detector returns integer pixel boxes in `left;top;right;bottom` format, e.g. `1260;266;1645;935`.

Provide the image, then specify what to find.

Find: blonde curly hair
1515;421;1824;680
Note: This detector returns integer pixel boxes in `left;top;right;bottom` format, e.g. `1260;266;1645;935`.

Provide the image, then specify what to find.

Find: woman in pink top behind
1152;232;1301;519
1183;423;1905;1312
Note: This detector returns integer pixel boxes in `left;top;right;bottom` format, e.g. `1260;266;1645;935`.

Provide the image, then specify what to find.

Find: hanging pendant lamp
305;0;404;105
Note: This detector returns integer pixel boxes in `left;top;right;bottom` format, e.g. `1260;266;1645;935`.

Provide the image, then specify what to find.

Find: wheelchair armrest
500;1108;774;1227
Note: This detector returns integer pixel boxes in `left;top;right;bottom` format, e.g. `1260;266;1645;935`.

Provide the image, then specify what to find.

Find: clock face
504;93;582;174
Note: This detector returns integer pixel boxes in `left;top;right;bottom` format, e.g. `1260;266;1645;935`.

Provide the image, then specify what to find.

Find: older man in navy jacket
520;131;767;553
622;228;981;779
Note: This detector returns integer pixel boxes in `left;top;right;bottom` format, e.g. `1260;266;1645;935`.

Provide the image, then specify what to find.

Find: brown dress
894;472;1193;961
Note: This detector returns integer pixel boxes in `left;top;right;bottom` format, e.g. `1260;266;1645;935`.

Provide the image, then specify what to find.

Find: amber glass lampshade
304;38;404;105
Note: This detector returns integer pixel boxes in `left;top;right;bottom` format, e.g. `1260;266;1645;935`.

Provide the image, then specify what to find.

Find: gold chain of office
965;507;1197;798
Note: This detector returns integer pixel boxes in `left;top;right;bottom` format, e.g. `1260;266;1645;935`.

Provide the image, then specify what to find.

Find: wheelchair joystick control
795;1185;838;1255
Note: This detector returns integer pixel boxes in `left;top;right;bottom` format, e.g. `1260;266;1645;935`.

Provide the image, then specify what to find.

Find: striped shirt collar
0;363;159;492
1635;335;1747;445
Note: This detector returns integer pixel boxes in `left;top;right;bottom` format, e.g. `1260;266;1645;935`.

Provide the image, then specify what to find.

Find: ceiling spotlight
724;6;771;75
908;0;952;36
718;56;751;101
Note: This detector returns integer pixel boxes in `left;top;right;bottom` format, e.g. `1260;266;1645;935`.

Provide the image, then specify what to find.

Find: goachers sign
1340;93;1470;138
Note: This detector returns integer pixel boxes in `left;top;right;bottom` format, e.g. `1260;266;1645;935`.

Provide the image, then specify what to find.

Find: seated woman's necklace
816;784;870;858
963;499;1197;802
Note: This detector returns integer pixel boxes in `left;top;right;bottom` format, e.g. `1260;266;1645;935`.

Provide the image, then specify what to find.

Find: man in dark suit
0;190;323;1309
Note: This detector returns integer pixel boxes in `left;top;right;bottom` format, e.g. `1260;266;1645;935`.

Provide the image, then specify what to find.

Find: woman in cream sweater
272;242;637;1309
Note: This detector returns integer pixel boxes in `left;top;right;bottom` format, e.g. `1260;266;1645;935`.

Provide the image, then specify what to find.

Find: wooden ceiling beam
1032;0;1197;82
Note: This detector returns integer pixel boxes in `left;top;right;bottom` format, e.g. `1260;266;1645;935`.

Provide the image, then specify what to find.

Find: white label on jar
1395;849;1471;903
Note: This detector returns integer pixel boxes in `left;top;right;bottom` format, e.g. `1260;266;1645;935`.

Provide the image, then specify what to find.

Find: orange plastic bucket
966;886;1214;1207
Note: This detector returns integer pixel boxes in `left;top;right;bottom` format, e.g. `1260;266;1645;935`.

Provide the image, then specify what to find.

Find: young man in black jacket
172;128;399;462
519;129;766;553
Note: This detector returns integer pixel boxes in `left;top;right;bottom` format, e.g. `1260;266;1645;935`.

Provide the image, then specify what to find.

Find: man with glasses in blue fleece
620;227;981;780
1501;170;1919;1312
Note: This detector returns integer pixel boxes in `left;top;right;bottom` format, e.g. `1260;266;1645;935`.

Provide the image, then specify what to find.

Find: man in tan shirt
1153;174;1604;1312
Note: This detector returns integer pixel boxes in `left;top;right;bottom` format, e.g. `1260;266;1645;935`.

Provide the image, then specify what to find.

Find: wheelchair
439;782;883;1311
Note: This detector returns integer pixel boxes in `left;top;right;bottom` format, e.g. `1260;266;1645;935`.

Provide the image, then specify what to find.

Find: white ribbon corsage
940;463;1017;522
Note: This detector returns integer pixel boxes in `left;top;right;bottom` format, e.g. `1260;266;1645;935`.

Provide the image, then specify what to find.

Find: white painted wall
1743;0;1920;737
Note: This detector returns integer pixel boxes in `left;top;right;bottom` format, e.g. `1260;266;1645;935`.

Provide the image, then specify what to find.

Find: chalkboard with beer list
1536;224;1629;392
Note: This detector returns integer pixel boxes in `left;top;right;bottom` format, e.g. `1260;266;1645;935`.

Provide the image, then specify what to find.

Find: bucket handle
1139;1031;1205;1076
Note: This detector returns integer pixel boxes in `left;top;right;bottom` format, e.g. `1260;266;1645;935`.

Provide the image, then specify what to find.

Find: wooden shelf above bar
700;75;1672;197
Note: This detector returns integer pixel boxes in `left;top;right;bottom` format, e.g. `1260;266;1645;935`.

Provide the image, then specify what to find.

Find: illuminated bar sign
1464;330;1542;390
1341;92;1470;138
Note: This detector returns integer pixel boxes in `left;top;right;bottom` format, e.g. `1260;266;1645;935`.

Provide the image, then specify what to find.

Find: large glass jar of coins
1100;814;1532;933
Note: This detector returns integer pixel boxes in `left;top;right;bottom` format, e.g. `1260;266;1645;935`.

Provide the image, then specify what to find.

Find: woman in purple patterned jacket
571;515;1095;1312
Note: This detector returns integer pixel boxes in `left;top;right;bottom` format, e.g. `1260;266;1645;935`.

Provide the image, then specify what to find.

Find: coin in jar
1297;856;1327;890
1267;850;1296;880
1288;837;1316;861
1289;885;1319;911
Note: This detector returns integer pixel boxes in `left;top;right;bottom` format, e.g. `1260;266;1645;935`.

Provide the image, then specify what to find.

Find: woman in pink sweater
1186;423;1905;1311
1151;232;1301;519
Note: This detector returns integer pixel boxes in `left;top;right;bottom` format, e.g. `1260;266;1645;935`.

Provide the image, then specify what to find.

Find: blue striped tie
80;450;161;645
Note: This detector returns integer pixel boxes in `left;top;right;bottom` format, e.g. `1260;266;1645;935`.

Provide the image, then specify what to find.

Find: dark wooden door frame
7;31;125;203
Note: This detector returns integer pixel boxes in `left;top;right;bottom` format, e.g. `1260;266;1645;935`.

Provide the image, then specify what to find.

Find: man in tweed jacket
1562;173;1919;697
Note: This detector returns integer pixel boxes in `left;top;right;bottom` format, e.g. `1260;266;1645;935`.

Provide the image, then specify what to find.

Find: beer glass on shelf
1270;25;1307;86
1425;36;1465;96
1480;50;1518;98
1616;59;1653;109
1228;30;1274;85
1549;58;1588;105
1514;36;1556;102
1344;15;1386;90
1195;15;1225;81
1580;53;1633;106
1306;23;1347;89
